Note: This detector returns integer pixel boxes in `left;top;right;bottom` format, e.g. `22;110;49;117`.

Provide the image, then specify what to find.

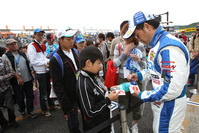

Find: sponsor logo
151;74;159;79
161;64;176;73
150;52;155;60
161;61;176;73
153;101;161;108
160;61;175;63
152;78;160;85
148;61;157;72
93;88;100;96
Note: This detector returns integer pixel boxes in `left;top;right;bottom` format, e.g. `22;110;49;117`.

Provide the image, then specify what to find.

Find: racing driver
123;11;189;133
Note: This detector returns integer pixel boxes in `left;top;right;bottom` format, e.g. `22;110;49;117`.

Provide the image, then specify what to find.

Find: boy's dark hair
0;46;6;56
58;36;66;46
106;32;115;39
120;20;128;30
136;19;160;30
79;46;103;69
98;33;105;41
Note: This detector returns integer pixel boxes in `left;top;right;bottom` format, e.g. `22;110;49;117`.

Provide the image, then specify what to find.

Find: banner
179;28;196;32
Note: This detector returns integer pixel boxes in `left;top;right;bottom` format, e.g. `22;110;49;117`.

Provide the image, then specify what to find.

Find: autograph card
129;85;140;94
115;90;126;95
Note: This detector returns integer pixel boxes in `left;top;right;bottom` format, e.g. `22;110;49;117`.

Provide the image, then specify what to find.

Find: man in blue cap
125;11;189;133
27;28;51;117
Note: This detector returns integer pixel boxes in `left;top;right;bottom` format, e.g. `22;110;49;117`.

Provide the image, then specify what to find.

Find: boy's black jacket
76;70;111;133
49;47;79;114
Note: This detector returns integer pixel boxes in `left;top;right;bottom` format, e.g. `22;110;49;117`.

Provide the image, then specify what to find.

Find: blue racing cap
33;28;45;34
75;34;85;43
123;11;155;39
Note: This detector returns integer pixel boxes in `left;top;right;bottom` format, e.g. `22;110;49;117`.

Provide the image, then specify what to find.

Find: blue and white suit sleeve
138;46;189;102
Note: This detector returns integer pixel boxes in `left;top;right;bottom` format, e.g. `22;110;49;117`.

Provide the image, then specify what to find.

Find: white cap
57;29;77;39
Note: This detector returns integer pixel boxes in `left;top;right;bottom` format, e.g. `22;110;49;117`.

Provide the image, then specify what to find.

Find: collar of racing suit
149;26;167;48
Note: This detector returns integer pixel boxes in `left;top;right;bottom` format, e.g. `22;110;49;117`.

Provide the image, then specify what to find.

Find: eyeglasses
196;29;199;31
36;34;44;37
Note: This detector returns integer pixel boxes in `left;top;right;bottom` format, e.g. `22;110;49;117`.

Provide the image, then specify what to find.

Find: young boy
77;46;119;133
49;29;81;133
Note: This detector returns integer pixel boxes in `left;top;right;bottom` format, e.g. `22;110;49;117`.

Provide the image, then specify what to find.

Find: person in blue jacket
45;33;58;59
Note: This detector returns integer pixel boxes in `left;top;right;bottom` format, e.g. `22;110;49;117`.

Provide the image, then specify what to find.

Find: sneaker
28;112;37;118
77;109;81;114
64;115;68;120
42;111;51;117
20;112;26;117
50;106;61;110
10;122;19;128
131;123;138;133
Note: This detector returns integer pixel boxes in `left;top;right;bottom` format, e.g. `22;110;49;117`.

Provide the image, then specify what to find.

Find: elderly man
3;38;37;119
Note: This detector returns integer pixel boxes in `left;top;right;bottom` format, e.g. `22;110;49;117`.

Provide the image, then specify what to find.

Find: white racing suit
137;26;189;133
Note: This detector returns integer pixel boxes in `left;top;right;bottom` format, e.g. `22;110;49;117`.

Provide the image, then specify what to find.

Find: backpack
53;48;79;77
53;53;64;76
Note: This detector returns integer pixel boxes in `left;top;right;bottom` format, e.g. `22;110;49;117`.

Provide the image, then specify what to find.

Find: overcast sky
1;0;198;31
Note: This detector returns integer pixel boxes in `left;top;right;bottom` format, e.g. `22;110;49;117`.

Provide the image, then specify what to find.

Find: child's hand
108;90;119;101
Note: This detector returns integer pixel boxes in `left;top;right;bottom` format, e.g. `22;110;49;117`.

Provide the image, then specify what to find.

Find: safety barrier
86;100;143;133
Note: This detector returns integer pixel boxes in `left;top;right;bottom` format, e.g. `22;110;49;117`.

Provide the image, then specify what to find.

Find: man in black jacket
49;29;80;133
3;38;37;118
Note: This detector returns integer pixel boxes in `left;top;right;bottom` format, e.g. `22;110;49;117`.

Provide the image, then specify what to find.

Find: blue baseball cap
33;28;45;34
75;34;85;43
123;11;155;39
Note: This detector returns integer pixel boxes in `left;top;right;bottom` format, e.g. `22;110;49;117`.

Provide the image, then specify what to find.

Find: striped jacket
76;70;111;133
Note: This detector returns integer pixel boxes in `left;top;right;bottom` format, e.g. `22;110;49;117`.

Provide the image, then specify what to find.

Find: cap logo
78;35;82;38
126;30;132;36
133;11;147;26
147;14;153;19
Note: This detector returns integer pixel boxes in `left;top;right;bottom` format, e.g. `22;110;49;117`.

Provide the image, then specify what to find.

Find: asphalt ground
1;80;196;133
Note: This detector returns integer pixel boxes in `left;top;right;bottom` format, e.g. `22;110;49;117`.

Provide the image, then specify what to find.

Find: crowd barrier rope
86;100;143;133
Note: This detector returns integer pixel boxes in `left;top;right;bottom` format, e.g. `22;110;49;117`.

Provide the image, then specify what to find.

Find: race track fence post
197;57;199;91
120;105;128;133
